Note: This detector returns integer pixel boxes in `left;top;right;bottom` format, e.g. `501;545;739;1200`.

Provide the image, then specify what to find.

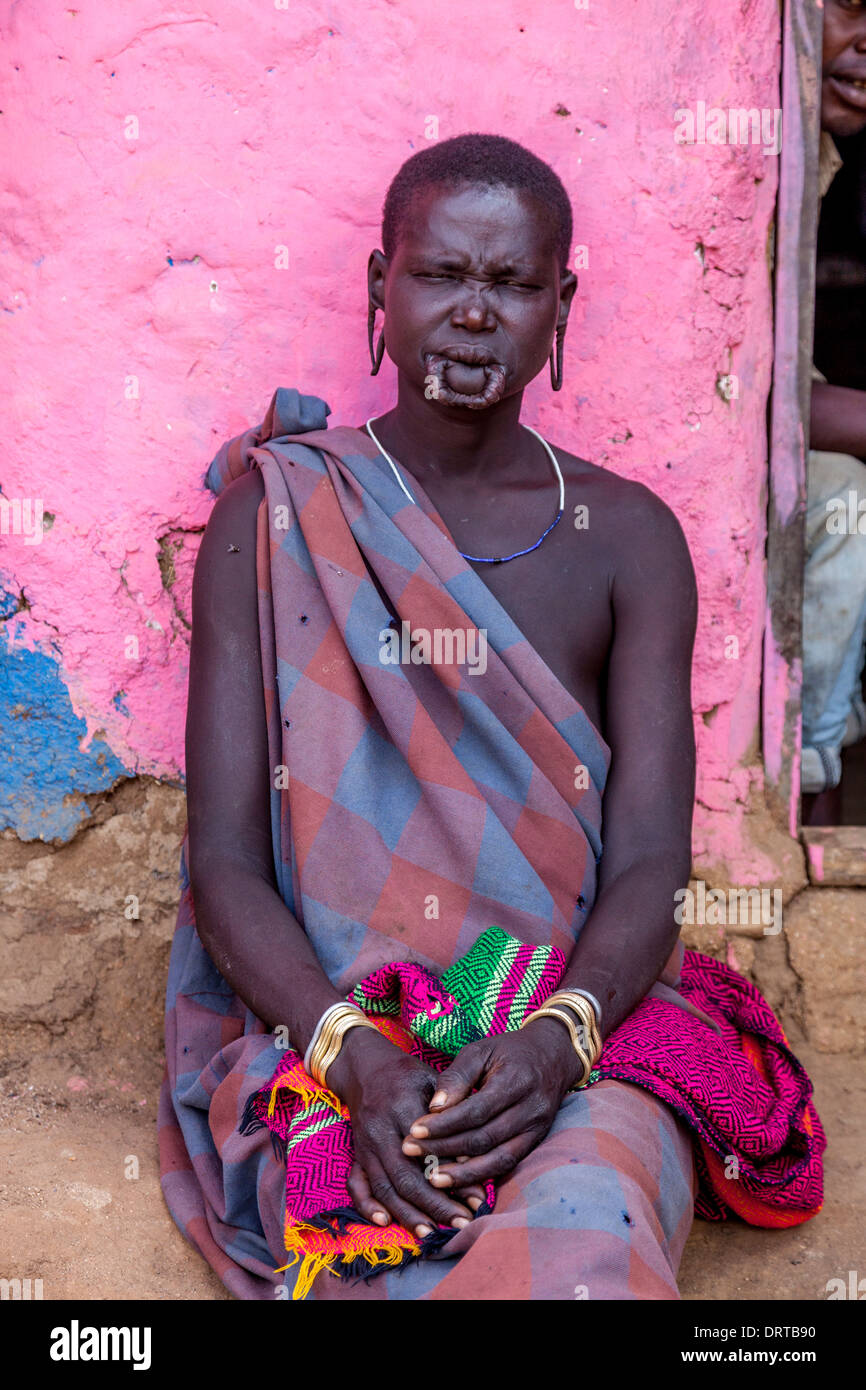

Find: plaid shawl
204;389;609;985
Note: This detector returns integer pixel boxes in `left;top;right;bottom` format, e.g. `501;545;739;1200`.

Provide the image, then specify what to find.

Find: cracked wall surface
0;780;187;1067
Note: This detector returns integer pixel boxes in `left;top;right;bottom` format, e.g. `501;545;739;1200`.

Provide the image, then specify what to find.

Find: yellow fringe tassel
267;1032;424;1299
275;1218;422;1300
266;1062;346;1120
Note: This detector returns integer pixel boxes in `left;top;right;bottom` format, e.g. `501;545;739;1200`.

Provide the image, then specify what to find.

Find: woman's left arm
404;486;699;1187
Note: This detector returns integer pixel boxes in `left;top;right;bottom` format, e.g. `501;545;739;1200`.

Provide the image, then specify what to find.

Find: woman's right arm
185;467;345;1048
184;468;475;1234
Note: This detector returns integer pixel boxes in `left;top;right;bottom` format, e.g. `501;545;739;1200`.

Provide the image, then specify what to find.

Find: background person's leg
802;449;866;794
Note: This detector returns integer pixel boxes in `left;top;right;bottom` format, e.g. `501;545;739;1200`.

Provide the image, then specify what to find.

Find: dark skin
810;0;866;457
186;180;697;1236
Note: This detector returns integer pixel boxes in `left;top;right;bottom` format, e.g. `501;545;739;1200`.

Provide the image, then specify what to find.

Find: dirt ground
0;1040;861;1302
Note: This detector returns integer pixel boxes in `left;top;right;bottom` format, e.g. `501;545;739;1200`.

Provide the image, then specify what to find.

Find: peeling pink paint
2;1;785;877
808;843;825;882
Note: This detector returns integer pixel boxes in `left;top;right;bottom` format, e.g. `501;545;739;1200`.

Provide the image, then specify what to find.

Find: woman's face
370;181;576;413
822;0;866;138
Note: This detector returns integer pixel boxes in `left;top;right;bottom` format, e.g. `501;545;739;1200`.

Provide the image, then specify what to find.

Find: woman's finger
346;1161;392;1227
453;1182;487;1212
425;1132;538;1188
415;1044;490;1117
365;1153;473;1239
408;1065;528;1141
404;1100;544;1163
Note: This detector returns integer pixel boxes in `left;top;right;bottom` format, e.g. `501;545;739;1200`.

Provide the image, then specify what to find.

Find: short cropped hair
381;132;573;272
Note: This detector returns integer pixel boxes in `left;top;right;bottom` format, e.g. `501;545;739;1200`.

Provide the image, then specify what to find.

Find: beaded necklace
364;416;565;565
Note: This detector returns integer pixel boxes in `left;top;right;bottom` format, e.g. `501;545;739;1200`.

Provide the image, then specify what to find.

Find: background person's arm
810;381;866;459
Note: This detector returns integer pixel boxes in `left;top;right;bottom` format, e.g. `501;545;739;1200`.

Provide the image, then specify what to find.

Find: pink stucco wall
1;1;784;877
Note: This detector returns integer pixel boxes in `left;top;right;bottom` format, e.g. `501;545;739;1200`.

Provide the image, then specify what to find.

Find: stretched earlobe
368;304;386;376
549;325;566;392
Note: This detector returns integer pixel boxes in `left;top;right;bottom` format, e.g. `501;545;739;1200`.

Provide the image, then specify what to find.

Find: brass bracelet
521;1005;592;1089
549;991;601;1059
303;1002;354;1074
310;1004;369;1082
309;1005;380;1090
546;991;602;1065
312;1024;365;1090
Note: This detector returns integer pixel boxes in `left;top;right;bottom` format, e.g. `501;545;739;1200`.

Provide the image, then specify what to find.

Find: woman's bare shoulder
195;469;264;576
204;467;265;534
191;469;265;632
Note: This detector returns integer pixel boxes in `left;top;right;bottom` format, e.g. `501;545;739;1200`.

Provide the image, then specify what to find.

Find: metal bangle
303;1002;351;1075
568;988;602;1030
521;1004;592;1088
310;1009;380;1090
547;991;602;1064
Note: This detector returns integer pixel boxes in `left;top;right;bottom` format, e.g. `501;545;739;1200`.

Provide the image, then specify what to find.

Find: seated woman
158;133;821;1301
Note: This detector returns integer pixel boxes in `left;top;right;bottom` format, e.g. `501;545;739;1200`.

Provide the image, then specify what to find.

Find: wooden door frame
765;0;866;881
